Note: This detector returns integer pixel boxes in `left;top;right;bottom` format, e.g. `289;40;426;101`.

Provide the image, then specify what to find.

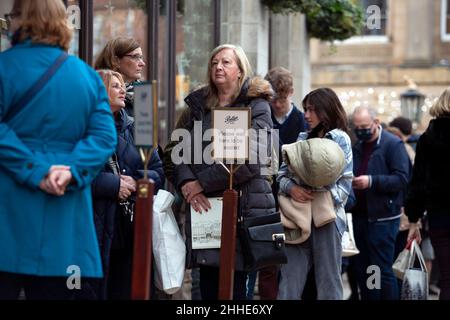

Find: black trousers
0;271;74;300
430;228;450;300
107;248;156;300
199;265;247;300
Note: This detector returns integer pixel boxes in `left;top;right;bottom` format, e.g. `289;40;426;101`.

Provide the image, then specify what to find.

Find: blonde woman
164;44;275;299
81;70;164;300
406;88;450;300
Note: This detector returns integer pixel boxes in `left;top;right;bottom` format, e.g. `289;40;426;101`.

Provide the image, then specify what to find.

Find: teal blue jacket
0;41;117;277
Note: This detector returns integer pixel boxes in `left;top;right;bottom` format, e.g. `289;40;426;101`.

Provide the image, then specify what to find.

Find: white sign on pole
133;82;153;147
212;107;251;161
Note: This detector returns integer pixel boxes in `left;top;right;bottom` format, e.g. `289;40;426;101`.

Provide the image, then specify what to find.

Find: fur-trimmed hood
245;76;274;100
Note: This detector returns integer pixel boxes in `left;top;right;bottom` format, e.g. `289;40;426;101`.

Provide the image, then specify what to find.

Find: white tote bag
400;239;429;300
152;190;186;294
393;240;412;280
342;213;360;257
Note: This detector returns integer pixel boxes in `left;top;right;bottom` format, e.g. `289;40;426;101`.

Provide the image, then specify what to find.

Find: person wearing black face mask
350;106;411;300
354;122;376;142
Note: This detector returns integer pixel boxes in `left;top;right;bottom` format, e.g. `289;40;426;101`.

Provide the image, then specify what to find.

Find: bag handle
3;51;68;122
408;239;427;272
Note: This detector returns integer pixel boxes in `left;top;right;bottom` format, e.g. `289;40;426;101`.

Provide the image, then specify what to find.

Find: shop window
67;0;80;56
359;0;387;36
340;0;389;44
0;0;14;52
92;0;148;80
175;0;215;112
441;0;450;41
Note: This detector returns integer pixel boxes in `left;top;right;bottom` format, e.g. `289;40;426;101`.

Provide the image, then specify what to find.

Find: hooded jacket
278;129;353;235
166;77;276;270
281;138;346;188
405;117;450;228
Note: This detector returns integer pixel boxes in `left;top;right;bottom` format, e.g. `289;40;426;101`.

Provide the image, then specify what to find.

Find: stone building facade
311;0;450;130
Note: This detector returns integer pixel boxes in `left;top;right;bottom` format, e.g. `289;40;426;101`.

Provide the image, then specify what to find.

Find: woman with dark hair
277;87;353;300
95;37;146;116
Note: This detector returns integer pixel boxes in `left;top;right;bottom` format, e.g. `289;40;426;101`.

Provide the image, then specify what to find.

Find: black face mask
354;126;374;142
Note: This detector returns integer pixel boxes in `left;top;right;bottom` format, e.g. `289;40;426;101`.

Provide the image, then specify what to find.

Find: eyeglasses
4;12;20;27
123;54;145;62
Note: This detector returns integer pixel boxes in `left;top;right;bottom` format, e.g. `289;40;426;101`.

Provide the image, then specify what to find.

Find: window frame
441;0;450;42
339;0;389;45
76;0;221;144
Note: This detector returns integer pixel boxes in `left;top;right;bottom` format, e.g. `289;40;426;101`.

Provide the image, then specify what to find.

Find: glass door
0;0;13;52
0;17;9;52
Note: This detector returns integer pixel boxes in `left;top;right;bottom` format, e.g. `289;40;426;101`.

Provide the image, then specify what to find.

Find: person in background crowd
405;87;450;300
277;87;353;300
350;106;410;300
163;44;276;300
94;37;146;117
0;0;116;300
265;67;307;165
389;117;416;163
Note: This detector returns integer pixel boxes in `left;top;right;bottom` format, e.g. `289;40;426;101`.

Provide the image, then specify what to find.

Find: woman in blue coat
0;0;117;299
78;70;164;300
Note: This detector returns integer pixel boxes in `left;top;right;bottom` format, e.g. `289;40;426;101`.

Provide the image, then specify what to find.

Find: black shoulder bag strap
2;51;69;123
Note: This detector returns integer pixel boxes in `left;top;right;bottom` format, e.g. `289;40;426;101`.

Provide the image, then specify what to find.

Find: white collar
274;103;294;124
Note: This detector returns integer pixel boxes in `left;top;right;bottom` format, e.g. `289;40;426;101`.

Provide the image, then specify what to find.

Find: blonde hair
96;69;125;105
94;37;141;71
13;0;72;51
206;44;253;109
430;87;450;118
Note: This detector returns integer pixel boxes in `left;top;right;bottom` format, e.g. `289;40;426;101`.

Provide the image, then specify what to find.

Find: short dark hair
389;116;412;136
302;87;348;134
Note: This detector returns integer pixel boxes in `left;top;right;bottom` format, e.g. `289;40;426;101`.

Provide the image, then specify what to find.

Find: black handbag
238;212;288;271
